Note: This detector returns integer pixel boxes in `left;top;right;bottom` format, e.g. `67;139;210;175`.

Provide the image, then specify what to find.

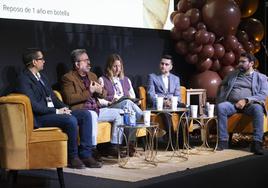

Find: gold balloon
236;0;259;18
254;58;259;69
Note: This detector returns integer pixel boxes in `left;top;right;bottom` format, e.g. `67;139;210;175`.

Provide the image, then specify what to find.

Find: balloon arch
170;0;264;100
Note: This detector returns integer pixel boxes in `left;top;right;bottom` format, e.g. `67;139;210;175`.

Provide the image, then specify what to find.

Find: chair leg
57;168;65;188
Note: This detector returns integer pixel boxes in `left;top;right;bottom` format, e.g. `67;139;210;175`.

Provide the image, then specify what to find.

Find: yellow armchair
227;97;268;139
138;86;186;131
0;94;67;187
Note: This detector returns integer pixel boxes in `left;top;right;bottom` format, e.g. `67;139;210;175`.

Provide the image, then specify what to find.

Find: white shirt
98;76;136;106
162;74;169;93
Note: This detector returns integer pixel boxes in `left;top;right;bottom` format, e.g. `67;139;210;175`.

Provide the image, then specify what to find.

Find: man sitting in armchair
216;52;268;155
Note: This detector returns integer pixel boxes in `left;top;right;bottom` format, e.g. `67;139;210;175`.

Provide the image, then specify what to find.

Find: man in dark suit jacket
16;48;102;169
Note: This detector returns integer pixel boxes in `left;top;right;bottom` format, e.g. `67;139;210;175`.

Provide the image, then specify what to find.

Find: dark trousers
35;109;93;159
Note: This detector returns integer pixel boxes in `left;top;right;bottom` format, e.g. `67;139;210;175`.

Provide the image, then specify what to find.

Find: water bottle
129;110;136;127
205;102;210;117
123;108;130;125
153;94;158;109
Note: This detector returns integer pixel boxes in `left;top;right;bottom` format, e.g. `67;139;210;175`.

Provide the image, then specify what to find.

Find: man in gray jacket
216;52;268;155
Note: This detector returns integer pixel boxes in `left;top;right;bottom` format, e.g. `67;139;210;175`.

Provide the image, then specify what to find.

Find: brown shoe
68;157;86;169
81;157;103;168
128;143;136;157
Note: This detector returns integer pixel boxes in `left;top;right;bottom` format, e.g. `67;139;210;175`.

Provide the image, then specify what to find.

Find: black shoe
216;141;229;151
68;157;86;169
81;157;103;168
128;142;136;157
92;148;103;162
250;141;264;155
105;146;126;158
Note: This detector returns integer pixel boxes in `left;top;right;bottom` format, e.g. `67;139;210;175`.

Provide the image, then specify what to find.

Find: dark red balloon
223;35;239;51
213;43;225;59
171;27;182;40
195;30;210;45
196;22;207;30
174;13;191;31
182;27;196;42
191;0;206;9
185;53;198;64
188;41;203;53
175;41;188;55
199;44;214;59
170;11;179;23
210;59;221;71
202;0;241;37
190;70;222;99
177;0;192;13
185;8;201;25
220;51;236;66
196;58;213;72
208;32;216;44
219;65;235;79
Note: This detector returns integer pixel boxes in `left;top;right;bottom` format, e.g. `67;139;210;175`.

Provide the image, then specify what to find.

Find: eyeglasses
78;59;90;63
35;57;45;61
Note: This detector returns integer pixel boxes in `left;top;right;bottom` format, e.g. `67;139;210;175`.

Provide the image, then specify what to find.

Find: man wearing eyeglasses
61;49;125;158
216;52;268;155
147;54;185;147
16;48;102;169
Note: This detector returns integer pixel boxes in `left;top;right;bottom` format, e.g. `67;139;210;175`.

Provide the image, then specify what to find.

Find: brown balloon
254;58;259;69
223;35;239;51
175;40;188;55
185;53;198;64
188;41;203;53
202;0;241;37
174;13;191;31
239;18;264;42
213;43;225;59
170;11;179;23
199;44;214;59
196;22;207;30
195;30;210;45
190;70;222;99
210;59;221;72
185;8;201;25
177;0;192;13
220;51;235;66
182;27;196;42
219;65;235;79
235;0;259;18
196;58;213;72
208;32;216;44
191;0;206;9
171;27;182;40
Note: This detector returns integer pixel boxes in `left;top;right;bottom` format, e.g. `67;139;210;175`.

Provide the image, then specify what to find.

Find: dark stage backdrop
0;0;266;96
0;18;192;96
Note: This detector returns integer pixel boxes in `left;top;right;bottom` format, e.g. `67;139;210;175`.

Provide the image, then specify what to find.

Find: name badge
46;97;54;107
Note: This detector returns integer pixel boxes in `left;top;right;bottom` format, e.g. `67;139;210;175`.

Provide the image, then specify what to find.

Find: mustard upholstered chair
227;97;268;141
53;90;112;143
138;86;187;132
0;94;67;188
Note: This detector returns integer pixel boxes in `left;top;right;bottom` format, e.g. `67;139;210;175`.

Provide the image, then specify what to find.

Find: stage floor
63;148;262;182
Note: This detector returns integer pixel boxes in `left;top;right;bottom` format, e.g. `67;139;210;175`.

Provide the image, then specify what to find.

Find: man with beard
216;52;268;155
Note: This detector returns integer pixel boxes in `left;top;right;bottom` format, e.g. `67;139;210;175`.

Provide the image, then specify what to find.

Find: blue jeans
35;109;93;159
89;107;124;145
217;101;264;142
110;99;143;121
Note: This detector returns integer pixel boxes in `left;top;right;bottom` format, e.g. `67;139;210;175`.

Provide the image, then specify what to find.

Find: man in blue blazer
147;54;184;146
16;48;102;168
216;52;268;155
